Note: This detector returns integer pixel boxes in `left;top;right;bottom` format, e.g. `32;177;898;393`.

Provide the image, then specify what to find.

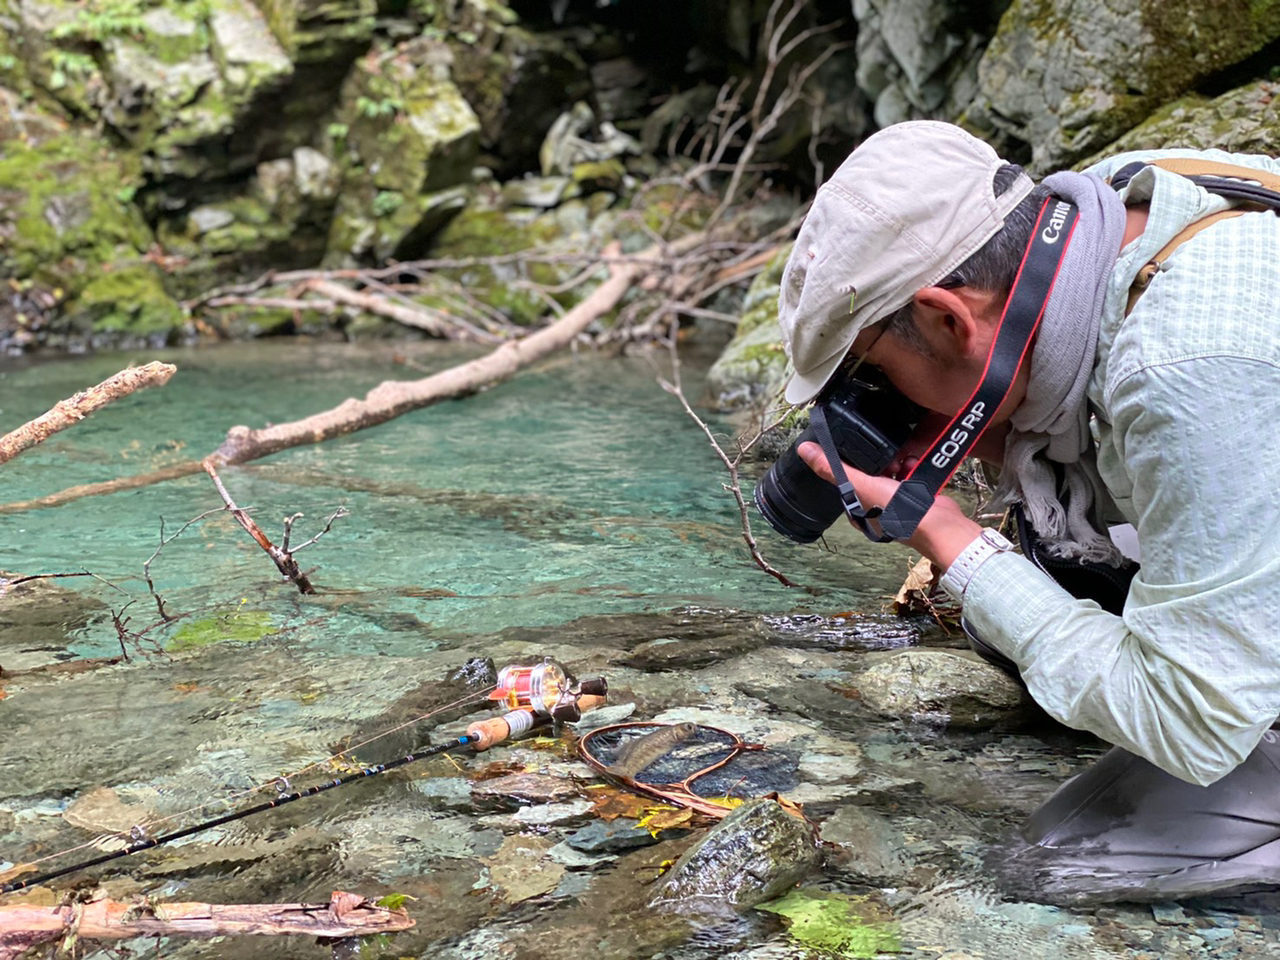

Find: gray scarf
993;171;1128;565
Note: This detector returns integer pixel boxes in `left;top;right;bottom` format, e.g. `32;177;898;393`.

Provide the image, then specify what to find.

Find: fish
607;722;698;780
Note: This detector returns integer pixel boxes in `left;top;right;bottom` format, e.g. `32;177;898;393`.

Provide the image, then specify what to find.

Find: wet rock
410;776;474;812
471;773;582;809
619;633;762;672
0;576;108;671
820;804;917;885
510;799;595;827
851;649;1031;729
565;818;661;854
485;834;566;903
648;799;820;912
0;809;13;834
547;839;618;867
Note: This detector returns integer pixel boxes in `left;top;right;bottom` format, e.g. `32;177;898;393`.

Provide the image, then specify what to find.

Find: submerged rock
649;799;819;912
851;649;1031;729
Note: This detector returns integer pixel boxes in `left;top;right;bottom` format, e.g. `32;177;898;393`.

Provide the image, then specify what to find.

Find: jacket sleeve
962;354;1280;786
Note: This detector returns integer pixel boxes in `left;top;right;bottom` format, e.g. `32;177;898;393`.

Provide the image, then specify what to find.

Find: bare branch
0;362;176;466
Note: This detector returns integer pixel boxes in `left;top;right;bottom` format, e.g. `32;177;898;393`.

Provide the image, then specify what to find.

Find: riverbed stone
565;817;661;853
821;804;917;884
850;649;1031;729
471;773;582;809
649;799;819;912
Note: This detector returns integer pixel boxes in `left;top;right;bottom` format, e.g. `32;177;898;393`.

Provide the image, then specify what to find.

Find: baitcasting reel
468;658;608;750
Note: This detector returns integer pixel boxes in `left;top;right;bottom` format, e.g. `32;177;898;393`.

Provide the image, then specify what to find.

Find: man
776;119;1280;902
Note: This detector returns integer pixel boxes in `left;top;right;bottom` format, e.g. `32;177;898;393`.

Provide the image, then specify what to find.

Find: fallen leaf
329;891;368;919
892;556;940;613
589;786;652;821
637;806;692;836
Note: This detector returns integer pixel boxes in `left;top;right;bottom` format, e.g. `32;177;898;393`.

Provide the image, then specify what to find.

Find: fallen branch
305;278;502;343
0;362;176;466
0;890;414;960
204;233;704;467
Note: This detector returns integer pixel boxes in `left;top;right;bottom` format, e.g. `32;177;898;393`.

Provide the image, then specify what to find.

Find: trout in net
580;721;800;818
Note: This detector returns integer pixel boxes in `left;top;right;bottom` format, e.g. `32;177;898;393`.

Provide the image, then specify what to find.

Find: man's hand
796;442;984;570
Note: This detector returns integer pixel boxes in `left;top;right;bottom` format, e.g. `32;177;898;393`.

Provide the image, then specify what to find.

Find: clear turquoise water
0;339;906;656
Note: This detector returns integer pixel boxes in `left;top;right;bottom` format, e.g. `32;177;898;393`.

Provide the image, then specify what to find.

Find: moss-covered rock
1081;79;1280;164
704;243;792;412
414;0;591;177
322;35;481;264
968;0;1280;171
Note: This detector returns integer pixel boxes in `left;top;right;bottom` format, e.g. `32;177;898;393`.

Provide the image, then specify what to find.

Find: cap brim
784;347;845;406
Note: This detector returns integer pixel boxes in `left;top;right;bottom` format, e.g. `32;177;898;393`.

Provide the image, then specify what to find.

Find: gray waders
968;507;1280;904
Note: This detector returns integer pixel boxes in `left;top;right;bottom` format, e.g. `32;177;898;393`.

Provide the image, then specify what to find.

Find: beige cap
778;121;1034;405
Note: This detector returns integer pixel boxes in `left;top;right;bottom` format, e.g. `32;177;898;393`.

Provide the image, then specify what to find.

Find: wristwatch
939;528;1015;602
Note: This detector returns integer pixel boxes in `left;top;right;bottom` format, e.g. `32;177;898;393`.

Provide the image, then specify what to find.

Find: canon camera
753;370;922;543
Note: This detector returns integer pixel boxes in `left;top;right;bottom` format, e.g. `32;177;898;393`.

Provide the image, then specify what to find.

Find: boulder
323;36;480;264
851;649;1031;729
704;244;791;411
852;0;998;129
649;799;819;912
1081;79;1280;163
967;0;1280;172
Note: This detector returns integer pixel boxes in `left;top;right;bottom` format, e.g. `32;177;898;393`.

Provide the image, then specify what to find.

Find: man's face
845;286;1032;470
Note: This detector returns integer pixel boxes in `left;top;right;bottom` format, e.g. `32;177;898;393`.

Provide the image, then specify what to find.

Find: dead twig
202;464;343;595
653;326;802;589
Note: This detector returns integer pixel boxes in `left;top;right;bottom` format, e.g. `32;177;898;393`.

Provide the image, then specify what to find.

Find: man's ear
910;286;993;361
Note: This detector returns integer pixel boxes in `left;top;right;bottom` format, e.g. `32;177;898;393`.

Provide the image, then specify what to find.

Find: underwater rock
0;576;108;670
618;633;762;672
471;772;582;808
851;649;1031;730
564;818;660;854
820;804;917;885
648;799;819;912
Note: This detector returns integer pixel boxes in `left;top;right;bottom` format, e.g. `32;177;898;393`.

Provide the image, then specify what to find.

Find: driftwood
0;890;413;960
0;362;176;466
0;233;705;516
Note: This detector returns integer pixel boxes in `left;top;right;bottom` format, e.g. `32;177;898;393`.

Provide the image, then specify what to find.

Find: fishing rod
2;660;607;896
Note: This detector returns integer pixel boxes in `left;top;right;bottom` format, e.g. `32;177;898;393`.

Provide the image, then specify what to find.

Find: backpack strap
1125;209;1246;316
1122;157;1280;316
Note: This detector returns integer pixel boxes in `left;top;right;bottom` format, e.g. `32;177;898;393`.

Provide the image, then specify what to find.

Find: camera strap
838;197;1081;542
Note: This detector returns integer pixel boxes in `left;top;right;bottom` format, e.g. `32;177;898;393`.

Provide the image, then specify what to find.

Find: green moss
75;264;184;333
167;608;277;651
0;134;150;282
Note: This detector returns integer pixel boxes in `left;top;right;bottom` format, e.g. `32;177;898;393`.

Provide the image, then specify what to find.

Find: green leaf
374;893;418;910
756;889;901;958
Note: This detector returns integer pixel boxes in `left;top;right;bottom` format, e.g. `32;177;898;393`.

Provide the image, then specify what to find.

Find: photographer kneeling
766;120;1280;902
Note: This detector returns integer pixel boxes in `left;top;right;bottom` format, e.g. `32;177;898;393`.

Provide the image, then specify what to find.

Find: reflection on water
0;342;1267;959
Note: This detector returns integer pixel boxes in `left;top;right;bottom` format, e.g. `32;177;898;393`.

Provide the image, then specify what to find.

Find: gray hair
882;164;1053;357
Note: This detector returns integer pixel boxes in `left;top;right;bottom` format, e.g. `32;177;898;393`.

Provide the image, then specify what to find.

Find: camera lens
752;426;844;543
753;373;922;543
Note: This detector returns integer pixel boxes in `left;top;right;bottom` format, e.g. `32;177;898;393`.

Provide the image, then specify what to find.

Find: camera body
754;372;922;543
